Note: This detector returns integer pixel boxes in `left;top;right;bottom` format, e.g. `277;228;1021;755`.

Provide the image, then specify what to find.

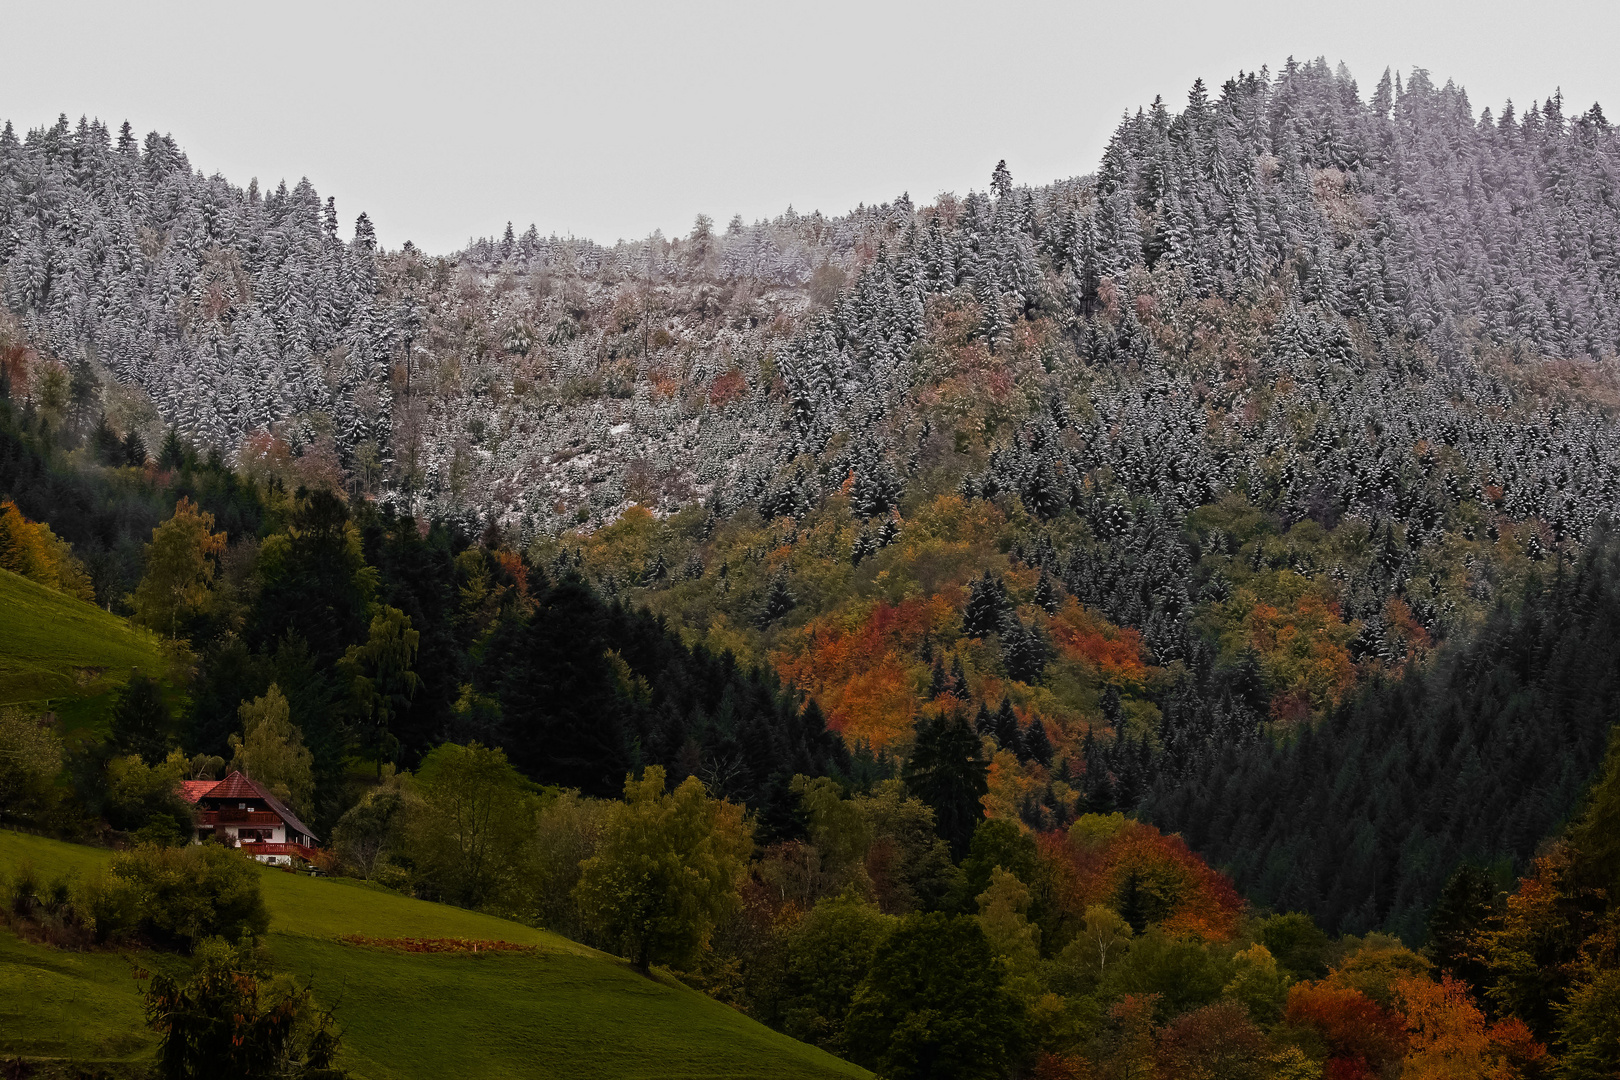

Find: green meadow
0;830;870;1079
0;568;175;735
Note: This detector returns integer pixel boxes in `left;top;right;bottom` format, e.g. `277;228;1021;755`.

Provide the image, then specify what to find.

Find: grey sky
5;1;1618;253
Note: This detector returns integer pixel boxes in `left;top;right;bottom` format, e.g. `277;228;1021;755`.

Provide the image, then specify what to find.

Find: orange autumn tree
1037;814;1243;941
1391;974;1545;1080
1243;591;1357;724
1045;599;1151;686
772;594;959;748
1284;982;1408;1080
0;499;94;600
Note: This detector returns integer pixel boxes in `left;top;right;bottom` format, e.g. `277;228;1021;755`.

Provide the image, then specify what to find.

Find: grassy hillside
0;568;174;735
0;830;870;1079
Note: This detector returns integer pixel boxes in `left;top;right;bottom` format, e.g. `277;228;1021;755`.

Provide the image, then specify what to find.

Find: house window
238;829;272;842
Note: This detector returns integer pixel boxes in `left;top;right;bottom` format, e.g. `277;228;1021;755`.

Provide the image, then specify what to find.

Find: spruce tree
962;572;1008;638
757;572;797;628
902;713;988;860
110;674;172;763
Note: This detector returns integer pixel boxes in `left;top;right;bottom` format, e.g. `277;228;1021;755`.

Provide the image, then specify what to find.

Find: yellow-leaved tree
0;499;94;600
129;497;226;639
576;765;752;972
228;684;313;818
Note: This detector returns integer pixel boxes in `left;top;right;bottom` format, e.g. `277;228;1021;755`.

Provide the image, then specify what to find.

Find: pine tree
110;675;172;763
92;415;123;465
962;572;1009;638
1022;720;1052;766
902;712;988;860
974;702;995;740
1425;864;1499;993
121;430;148;467
759;572;796;626
991;159;1013;202
998;610;1048;684
158;426;187;471
1034;570;1061;614
993;697;1019;749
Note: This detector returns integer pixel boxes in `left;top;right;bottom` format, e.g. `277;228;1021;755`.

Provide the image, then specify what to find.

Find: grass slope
0;831;869;1079
0;568;173;734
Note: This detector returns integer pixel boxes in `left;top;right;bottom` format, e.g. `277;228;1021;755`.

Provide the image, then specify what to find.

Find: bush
4;862;96;947
144;937;346;1079
134;812;191;848
85;842;269;951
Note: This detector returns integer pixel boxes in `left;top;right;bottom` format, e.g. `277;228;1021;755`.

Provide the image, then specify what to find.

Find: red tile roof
179;780;216;804
206;771;266;801
181;771;320;844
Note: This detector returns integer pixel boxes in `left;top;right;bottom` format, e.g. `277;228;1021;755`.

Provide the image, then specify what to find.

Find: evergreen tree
962;572;1009;639
110;674;172;763
902;713;988;860
157;426;187;471
1425;864;1500;993
1022;720;1052;766
993;697;1019;749
759;572;797;626
998;610;1048;684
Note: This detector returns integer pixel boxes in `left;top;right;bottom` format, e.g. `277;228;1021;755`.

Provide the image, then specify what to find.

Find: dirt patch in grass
338;935;540;954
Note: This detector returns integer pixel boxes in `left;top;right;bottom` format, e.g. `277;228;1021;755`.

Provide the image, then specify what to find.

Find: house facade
178;771;320;866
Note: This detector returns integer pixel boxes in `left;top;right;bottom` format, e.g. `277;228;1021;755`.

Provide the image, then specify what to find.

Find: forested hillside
4;54;1620;1078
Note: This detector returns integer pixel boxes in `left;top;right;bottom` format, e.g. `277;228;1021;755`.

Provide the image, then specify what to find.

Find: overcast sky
4;1;1618;253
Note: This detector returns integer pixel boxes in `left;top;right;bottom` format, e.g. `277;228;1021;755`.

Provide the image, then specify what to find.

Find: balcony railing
248;842;319;862
198;810;281;826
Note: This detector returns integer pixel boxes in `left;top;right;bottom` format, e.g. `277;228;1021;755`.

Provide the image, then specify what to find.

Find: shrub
4;863;97;948
85;842;269;951
143;937;346;1079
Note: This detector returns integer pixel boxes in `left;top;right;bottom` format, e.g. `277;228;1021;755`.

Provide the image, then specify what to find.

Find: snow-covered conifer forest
6;62;1619;649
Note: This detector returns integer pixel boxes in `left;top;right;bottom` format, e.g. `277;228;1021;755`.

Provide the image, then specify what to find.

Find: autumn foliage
1045;600;1150;686
1391;975;1546;1080
1240;592;1357;725
1284;982;1408;1078
1039;816;1244;941
0;498;94;600
773;594;959;748
339;935;537;954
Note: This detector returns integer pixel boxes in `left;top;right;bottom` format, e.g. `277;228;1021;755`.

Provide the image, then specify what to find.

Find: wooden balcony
245;842;319;862
198;810;281;826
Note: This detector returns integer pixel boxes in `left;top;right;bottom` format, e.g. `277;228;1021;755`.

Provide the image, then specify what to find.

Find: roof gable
206;771;266;801
191;771;320;844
